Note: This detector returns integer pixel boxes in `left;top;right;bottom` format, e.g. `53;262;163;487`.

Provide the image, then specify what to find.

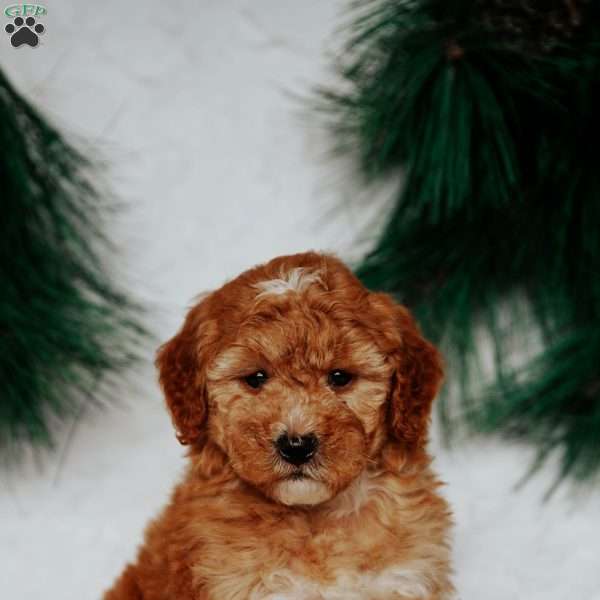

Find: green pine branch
321;0;600;486
0;68;147;461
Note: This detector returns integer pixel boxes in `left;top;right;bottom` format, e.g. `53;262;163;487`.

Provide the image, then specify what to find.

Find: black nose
275;432;318;466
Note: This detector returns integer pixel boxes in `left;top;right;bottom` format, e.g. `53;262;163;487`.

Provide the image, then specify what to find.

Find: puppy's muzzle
275;432;318;466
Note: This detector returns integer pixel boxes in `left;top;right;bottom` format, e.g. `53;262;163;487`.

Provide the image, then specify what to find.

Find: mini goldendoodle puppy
105;252;453;600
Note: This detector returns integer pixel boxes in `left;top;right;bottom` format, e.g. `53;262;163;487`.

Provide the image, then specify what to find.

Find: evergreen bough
322;0;600;486
0;68;146;461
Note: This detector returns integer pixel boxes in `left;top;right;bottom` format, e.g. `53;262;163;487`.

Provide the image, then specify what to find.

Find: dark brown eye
328;370;353;388
244;370;268;389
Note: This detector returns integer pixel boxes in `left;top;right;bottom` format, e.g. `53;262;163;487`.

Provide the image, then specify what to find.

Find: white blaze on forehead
254;267;324;298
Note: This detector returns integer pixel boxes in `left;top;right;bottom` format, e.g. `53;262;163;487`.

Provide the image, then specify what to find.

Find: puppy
105;252;453;600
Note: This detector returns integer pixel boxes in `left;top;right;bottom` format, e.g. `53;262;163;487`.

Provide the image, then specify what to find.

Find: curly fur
104;252;453;600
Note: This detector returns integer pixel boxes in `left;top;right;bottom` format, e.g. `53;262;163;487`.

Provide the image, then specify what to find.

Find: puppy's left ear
156;295;219;446
368;293;444;451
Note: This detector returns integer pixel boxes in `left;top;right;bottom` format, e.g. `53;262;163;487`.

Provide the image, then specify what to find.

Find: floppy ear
368;293;444;451
155;296;218;446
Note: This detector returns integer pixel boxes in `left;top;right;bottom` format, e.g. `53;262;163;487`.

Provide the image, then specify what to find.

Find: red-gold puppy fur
105;252;453;600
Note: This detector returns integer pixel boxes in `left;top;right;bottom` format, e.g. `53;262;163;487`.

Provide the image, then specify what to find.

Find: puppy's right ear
156;295;219;446
367;292;443;452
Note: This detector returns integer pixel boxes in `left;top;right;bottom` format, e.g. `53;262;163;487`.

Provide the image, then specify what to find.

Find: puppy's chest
194;511;431;600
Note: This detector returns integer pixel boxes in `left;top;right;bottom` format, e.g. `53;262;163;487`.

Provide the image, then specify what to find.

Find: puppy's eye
244;370;268;389
328;370;353;388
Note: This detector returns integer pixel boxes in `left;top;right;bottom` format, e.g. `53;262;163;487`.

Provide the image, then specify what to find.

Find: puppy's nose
275;432;318;466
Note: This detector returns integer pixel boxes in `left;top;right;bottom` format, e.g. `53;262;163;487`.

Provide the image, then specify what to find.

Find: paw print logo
5;16;45;47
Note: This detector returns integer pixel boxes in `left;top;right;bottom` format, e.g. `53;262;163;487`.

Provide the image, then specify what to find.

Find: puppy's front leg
104;565;143;600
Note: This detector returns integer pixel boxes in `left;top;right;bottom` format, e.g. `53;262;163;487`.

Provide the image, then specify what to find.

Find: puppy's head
157;252;442;506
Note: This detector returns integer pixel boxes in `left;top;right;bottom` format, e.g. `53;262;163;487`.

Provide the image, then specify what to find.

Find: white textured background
1;2;599;599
